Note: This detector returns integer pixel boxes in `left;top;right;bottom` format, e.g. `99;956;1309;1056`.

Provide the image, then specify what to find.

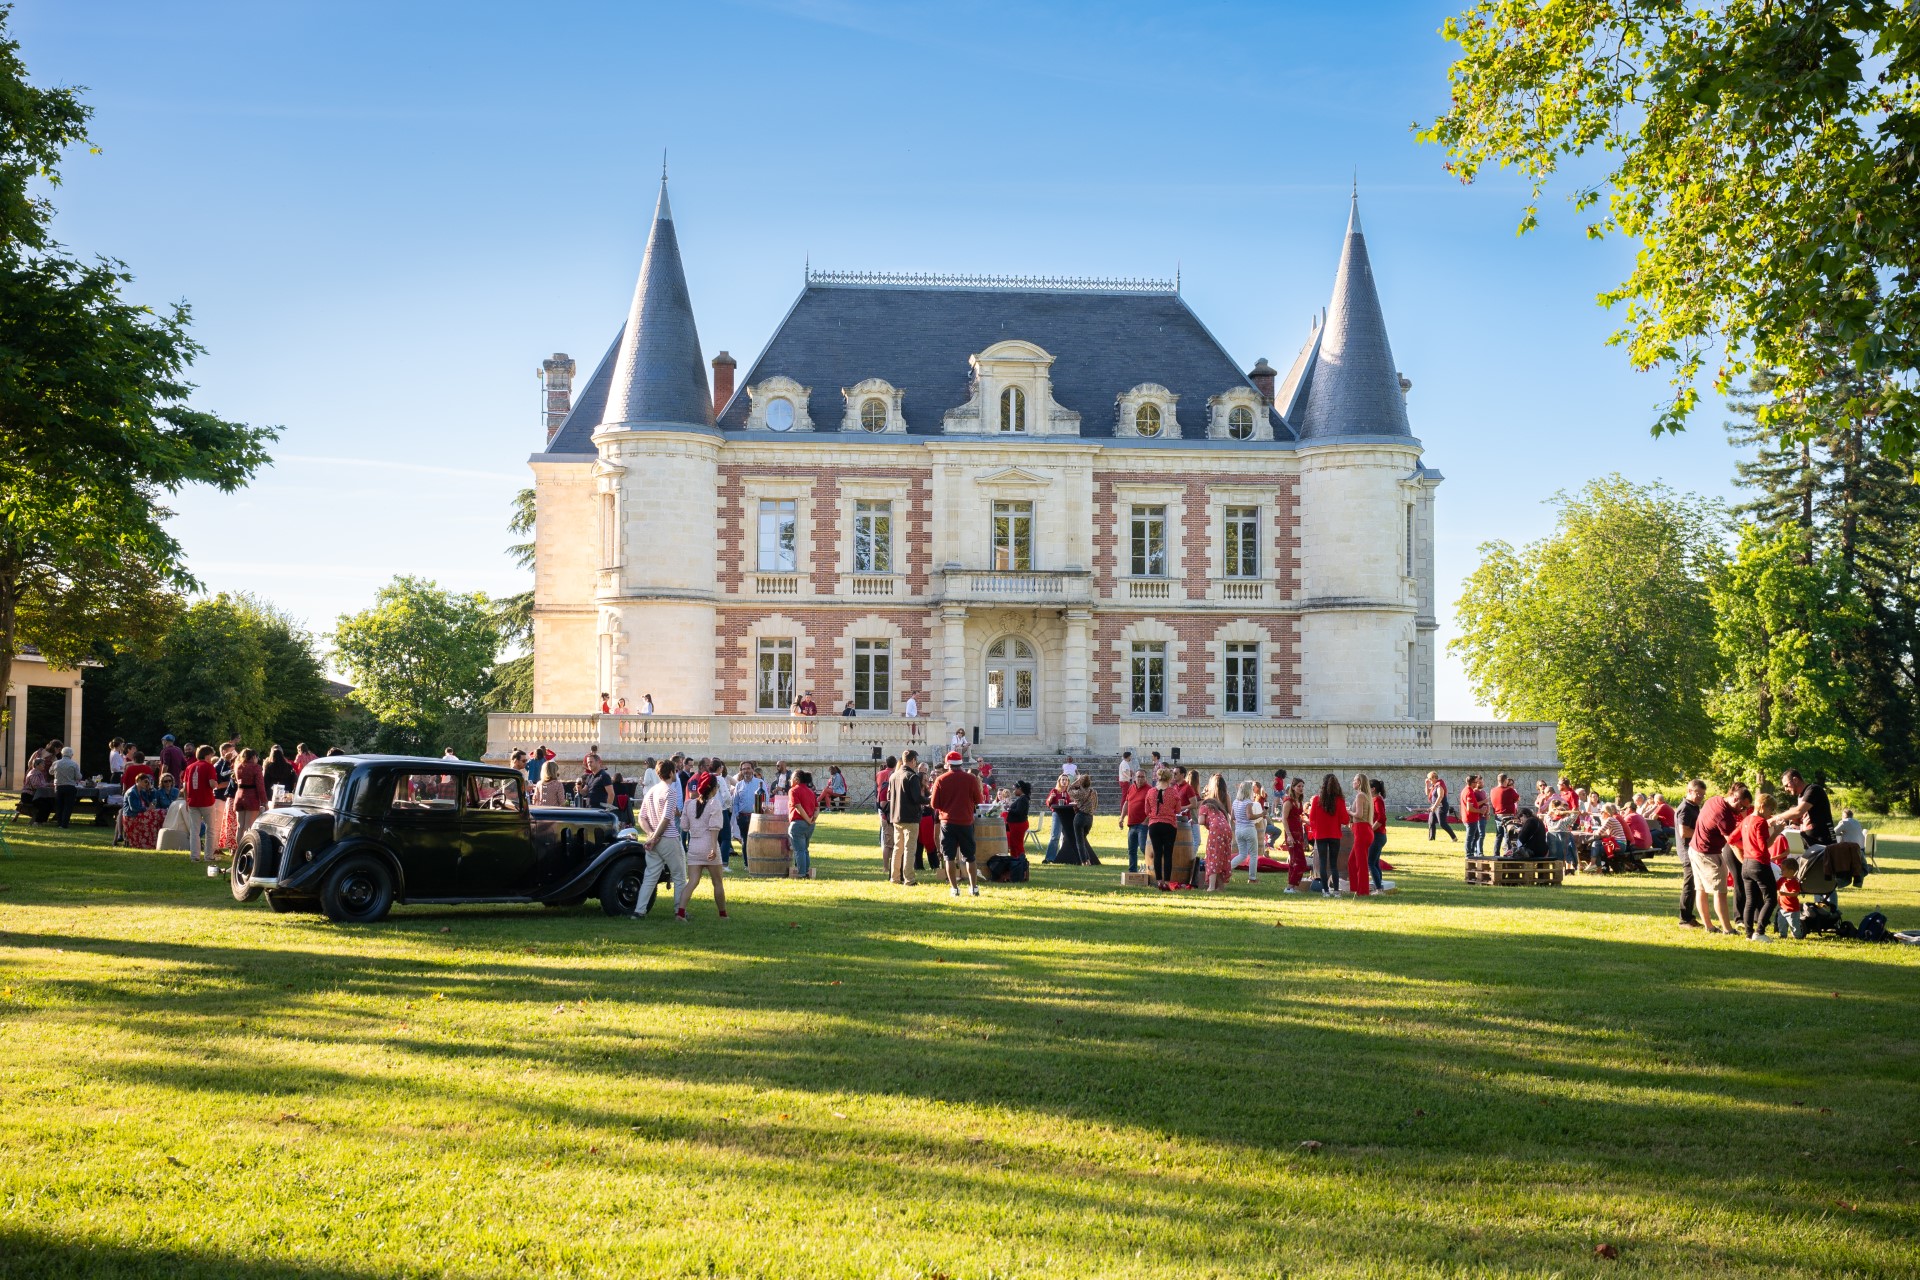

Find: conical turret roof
1294;194;1410;441
599;175;713;432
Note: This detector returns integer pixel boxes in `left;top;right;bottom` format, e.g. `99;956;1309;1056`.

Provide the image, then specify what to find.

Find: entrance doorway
983;637;1037;736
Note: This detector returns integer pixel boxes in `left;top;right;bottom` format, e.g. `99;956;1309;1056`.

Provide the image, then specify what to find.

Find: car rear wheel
597;855;649;917
230;833;266;903
321;854;395;924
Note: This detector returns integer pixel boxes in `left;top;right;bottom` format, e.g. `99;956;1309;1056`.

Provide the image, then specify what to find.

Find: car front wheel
597;855;649;917
320;854;395;924
230;833;266;903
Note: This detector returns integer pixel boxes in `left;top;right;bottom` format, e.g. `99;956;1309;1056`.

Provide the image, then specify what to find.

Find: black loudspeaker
871;746;882;762
1171;747;1182;763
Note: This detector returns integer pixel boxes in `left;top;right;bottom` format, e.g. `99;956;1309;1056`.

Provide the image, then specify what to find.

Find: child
1774;874;1804;938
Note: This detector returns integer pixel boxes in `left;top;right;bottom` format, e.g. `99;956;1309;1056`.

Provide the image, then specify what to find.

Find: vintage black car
230;755;652;923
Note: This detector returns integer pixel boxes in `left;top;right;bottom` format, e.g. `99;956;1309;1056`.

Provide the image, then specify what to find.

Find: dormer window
1116;383;1179;439
860;398;887;432
1228;405;1254;440
1000;386;1026;433
1207;387;1269;441
745;377;815;432
1135;404;1162;437
765;398;795;431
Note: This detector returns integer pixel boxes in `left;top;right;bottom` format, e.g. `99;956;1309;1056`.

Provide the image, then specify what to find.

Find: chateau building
524;176;1448;758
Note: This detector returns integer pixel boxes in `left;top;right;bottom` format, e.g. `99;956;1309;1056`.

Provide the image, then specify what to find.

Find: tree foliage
0;10;274;720
1708;525;1871;784
1722;369;1920;806
93;594;337;756
487;486;535;713
1421;1;1920;454
1453;476;1724;797
331;577;498;758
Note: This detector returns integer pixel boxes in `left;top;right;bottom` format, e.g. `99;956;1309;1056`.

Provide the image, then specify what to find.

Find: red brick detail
713;606;934;715
1088;612;1302;724
1180;479;1210;595
1093;470;1301;599
716;464;933;594
1276;474;1301;600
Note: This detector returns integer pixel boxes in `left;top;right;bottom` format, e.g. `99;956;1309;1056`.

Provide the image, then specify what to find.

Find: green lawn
1;811;1916;1279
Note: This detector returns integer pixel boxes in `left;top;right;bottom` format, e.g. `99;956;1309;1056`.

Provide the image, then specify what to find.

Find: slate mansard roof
713;279;1286;440
542;192;1414;454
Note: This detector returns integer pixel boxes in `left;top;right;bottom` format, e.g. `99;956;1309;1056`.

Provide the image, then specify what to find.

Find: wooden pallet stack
1464;856;1563;887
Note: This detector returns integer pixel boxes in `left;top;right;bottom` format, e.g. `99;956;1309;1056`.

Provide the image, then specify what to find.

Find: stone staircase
966;749;1117;791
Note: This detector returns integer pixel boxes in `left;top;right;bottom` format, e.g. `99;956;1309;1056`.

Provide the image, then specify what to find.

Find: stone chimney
711;351;737;416
539;353;575;442
1248;357;1277;405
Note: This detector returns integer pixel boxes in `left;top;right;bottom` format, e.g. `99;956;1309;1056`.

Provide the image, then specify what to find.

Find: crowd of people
20;734;334;860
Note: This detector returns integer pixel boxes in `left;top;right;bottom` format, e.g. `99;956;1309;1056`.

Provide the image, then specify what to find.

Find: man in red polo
929;758;985;899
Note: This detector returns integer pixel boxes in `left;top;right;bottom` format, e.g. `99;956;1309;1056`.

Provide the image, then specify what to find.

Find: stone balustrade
485;713;1556;771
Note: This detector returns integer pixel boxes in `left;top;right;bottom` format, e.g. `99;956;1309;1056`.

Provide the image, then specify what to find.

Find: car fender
279;838;408;900
544;837;648;903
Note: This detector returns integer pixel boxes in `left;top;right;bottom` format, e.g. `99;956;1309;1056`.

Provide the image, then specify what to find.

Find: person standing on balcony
599;693;611;714
641;694;654;715
904;692;919;720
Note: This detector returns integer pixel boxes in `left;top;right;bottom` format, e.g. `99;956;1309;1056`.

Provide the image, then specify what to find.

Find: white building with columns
491;178;1557;778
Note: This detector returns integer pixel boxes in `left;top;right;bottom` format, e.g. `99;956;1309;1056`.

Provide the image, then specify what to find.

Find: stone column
939;606;968;733
66;679;84;768
1063;609;1090;750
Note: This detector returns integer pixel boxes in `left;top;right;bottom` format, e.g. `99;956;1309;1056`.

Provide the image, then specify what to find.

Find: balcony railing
1126;578;1174;601
754;574;802;595
938;569;1092;605
486;713;1557;769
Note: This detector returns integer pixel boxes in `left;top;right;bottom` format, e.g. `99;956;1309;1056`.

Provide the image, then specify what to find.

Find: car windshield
297;765;349;805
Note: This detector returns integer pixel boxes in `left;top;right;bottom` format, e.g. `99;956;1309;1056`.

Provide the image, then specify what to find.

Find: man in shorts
929;756;985;898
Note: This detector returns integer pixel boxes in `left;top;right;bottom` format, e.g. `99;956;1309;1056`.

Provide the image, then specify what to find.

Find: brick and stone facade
523;180;1442;756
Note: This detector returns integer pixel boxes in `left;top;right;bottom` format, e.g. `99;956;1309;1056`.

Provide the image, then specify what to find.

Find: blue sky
18;0;1747;717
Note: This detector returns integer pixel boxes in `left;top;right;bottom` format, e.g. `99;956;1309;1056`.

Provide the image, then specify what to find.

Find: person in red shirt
928;759;985;897
1688;782;1750;934
1367;779;1389;890
1734;793;1790;942
120;748;155;793
1490;773;1520;821
1461;774;1488;856
1305;774;1351;895
1142;767;1187;886
1120;778;1152;873
787;770;819;879
1348;773;1375;897
180;745;219;863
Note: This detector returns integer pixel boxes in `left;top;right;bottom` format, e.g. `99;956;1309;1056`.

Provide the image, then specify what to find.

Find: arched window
999;386;1026;433
1134;404;1162;437
860;398;887;432
765;398;795;431
1228;405;1255;440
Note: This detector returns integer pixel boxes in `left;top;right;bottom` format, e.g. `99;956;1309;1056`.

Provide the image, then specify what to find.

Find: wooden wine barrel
744;813;792;878
1170;823;1197;883
971;815;1008;871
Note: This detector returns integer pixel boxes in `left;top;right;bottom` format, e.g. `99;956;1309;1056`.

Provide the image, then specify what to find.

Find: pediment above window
975;466;1053;487
943;339;1082;437
743;376;816;432
840;378;907;434
1115;383;1180;439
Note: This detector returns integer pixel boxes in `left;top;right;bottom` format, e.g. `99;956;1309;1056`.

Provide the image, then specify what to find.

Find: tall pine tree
1723;368;1920;809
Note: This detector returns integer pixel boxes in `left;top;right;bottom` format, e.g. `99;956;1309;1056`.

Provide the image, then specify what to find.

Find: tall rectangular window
1130;642;1166;715
992;501;1033;571
599;493;618;569
1223;505;1259;578
852;639;891;712
1130;505;1167;577
1405;505;1415;576
755;638;795;712
1224;642;1259;715
852;500;892;573
758;499;797;572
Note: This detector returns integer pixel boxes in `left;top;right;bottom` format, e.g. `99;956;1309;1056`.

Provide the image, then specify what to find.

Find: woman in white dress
678;773;729;919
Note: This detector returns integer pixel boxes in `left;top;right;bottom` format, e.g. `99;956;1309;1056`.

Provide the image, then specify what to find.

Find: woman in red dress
231;748;267;845
1199;774;1236;890
1281;777;1308;891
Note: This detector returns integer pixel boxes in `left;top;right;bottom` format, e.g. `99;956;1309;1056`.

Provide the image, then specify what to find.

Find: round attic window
860;398;887;432
765;398;795;431
1134;404;1163;437
1228;405;1255;440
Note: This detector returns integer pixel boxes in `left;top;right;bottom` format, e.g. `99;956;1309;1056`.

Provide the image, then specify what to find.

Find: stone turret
589;173;721;714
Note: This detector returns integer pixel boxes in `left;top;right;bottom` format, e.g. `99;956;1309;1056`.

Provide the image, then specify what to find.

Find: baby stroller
1775;833;1874;938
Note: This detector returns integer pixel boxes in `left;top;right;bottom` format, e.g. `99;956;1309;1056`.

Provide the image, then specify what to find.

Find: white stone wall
531;460;601;713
